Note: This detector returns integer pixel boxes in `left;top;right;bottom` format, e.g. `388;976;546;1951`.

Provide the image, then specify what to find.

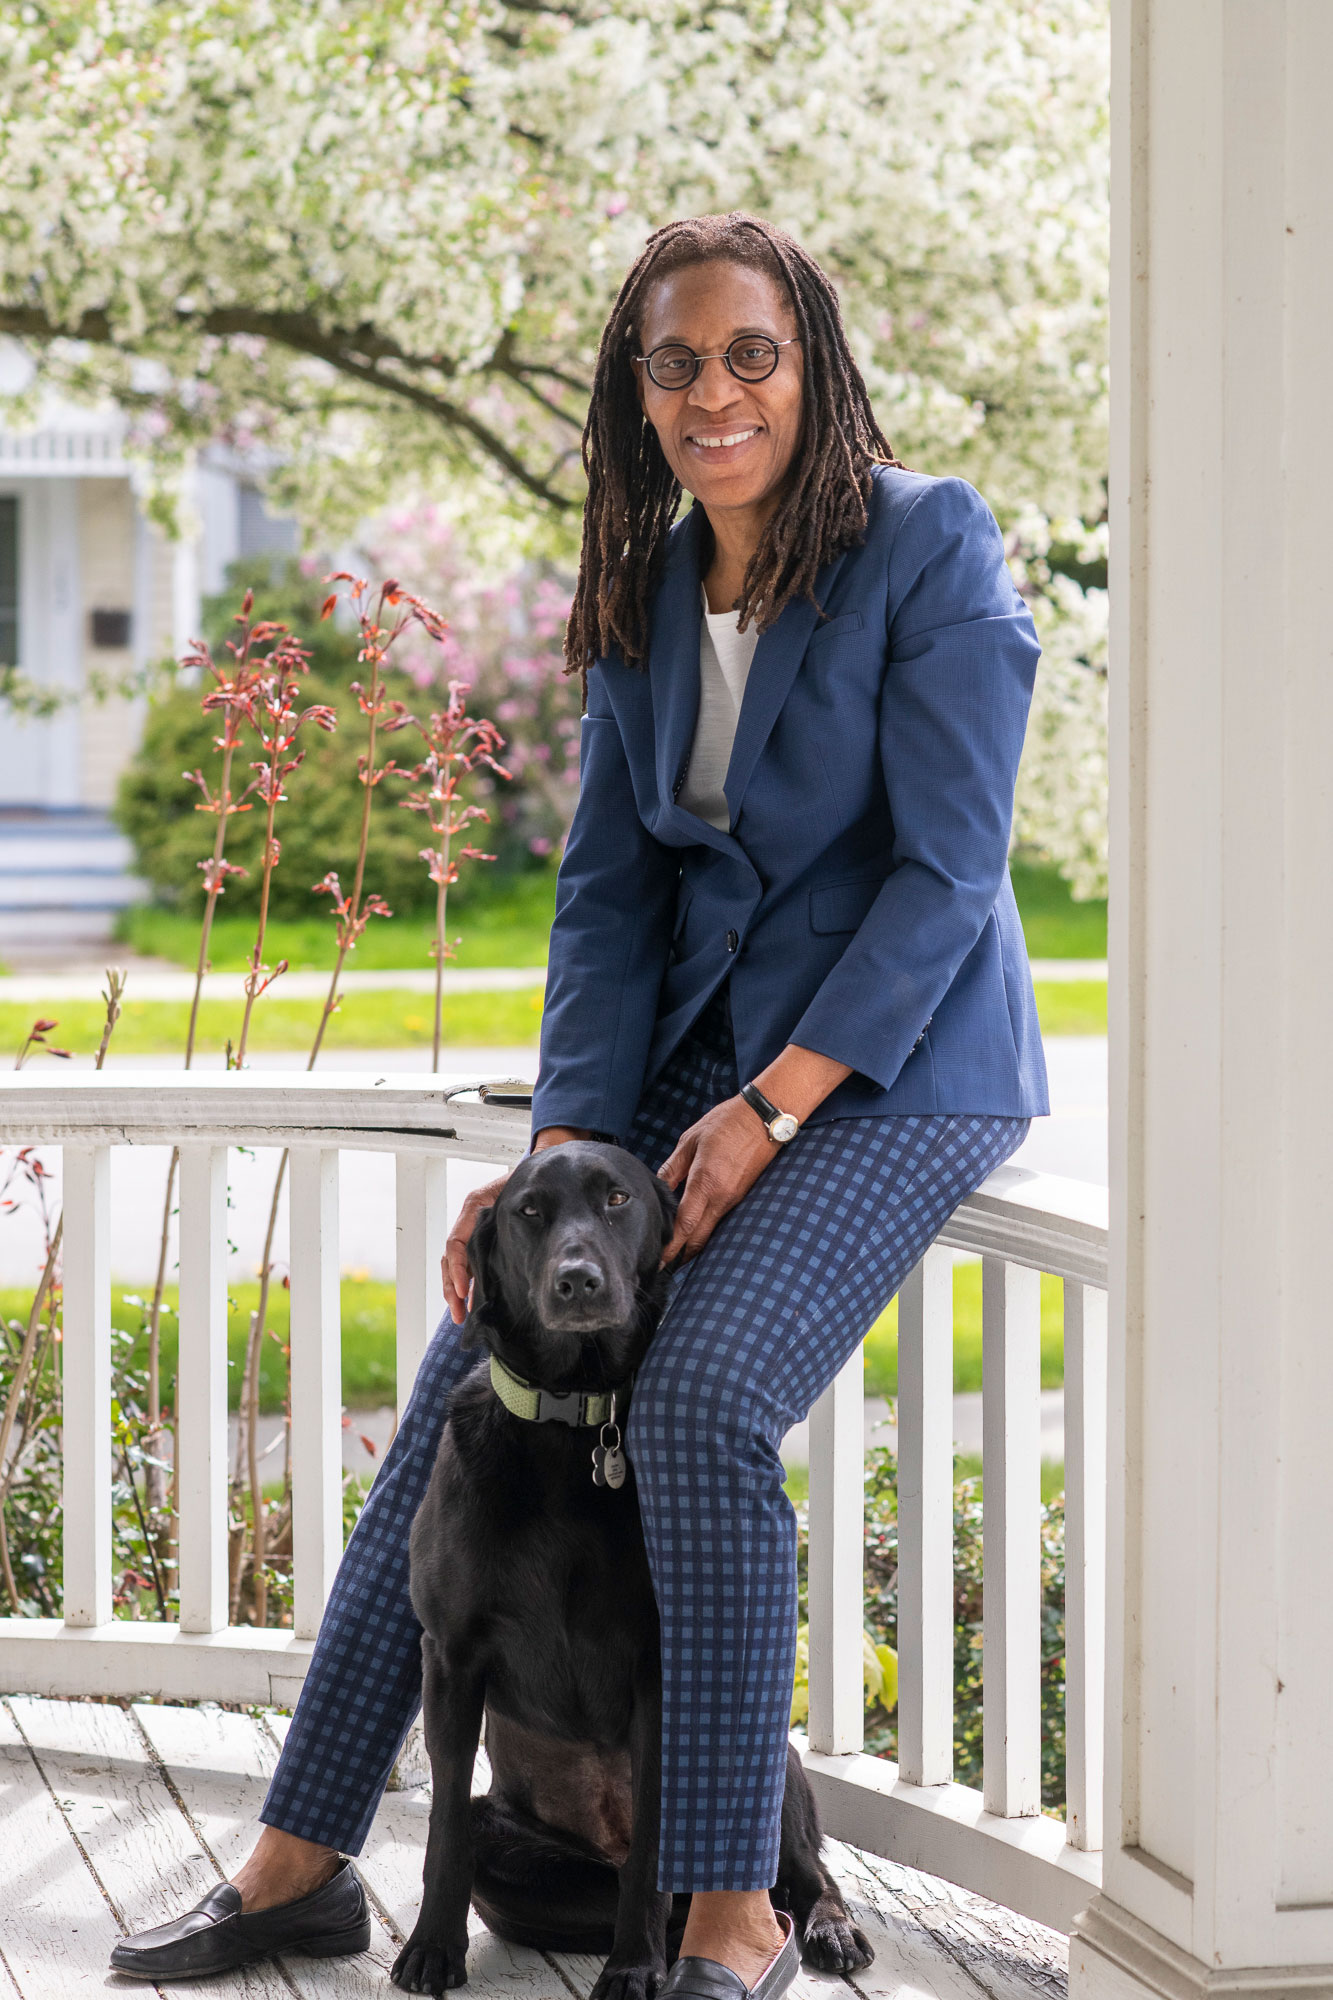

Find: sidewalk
238;1386;1070;1480
0;965;546;1002
0;958;1103;1002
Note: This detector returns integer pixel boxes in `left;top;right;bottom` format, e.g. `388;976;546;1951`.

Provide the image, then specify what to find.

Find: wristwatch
740;1080;801;1144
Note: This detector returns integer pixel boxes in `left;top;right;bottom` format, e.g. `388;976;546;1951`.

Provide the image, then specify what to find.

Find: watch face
771;1113;800;1143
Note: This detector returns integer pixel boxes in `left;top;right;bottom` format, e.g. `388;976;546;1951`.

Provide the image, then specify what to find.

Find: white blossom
0;0;1111;885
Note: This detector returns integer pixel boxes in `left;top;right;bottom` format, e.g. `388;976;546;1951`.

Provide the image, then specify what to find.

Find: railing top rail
0;1078;1108;1279
941;1163;1107;1287
0;1070;532;1159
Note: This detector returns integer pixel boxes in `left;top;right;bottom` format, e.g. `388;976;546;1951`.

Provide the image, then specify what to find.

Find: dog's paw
392;1933;469;1995
801;1912;875;1974
589;1961;664;2000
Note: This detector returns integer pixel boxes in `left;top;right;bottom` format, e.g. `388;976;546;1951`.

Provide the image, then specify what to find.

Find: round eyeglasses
634;335;799;391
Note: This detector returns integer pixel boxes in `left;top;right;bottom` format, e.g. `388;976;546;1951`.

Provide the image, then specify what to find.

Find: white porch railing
801;1160;1107;1936
0;1074;1106;1938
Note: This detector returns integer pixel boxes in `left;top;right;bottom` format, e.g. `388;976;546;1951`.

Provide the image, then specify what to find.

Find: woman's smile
684;423;765;456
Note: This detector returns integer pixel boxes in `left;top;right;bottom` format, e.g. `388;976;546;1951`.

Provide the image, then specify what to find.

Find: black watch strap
740;1081;801;1142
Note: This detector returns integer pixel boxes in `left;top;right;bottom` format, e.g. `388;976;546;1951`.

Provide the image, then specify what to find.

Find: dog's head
464;1141;679;1390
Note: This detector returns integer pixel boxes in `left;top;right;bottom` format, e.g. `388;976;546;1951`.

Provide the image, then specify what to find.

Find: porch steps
0;809;145;949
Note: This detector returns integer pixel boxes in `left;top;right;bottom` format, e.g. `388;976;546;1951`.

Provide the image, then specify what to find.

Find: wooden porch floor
0;1696;1069;2000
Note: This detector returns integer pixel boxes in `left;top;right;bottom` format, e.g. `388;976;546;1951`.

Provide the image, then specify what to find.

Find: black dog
393;1140;873;1999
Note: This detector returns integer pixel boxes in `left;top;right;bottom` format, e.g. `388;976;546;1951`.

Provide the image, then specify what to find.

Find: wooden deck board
7;1695;286;2000
134;1701;400;1998
0;1697;1067;2000
826;1836;998;2000
0;1703;124;1998
851;1848;1067;2000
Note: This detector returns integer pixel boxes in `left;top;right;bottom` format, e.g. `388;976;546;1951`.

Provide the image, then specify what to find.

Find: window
0;496;16;668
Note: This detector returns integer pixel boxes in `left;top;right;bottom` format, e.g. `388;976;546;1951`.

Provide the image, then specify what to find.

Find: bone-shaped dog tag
593;1403;626;1488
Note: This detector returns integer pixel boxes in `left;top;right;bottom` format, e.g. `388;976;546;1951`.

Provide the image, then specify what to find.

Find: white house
0;344;295;949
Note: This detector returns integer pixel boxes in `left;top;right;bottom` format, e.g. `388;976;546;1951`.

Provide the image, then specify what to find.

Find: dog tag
593;1402;626;1489
592;1443;627;1488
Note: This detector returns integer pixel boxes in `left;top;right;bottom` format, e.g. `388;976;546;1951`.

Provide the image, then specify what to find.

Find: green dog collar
489;1352;622;1429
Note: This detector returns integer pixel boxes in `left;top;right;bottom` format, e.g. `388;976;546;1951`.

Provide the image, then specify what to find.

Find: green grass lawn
952;1453;1067;1503
0;987;547;1063
1009;858;1107;959
4;1257;1066;1414
0;1279;401;1414
109;859;1104;976
1030;980;1106;1034
2;978;1101;1064
114;870;559;972
862;1262;1066;1398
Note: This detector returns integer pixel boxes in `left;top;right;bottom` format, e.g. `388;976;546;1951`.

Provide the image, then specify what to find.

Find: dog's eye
606;1190;630;1207
518;1202;541;1218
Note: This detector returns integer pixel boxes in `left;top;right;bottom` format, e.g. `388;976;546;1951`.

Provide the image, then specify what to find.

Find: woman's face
634;259;804;519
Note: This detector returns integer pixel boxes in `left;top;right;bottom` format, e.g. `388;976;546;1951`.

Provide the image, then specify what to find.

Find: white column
1074;5;1333;1994
288;1149;342;1640
895;1245;955;1787
61;1147;111;1627
176;1146;229;1634
170;453;202;654
806;1343;864;1755
980;1257;1042;1821
394;1152;449;1421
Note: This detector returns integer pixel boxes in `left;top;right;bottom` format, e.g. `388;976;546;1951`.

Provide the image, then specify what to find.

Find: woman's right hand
440;1125;591;1324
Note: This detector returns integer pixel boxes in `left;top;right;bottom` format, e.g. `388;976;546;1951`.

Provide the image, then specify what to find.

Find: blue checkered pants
262;983;1028;1888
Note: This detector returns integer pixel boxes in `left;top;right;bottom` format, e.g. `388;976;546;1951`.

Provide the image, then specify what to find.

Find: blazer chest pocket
807;610;865;648
809;876;885;935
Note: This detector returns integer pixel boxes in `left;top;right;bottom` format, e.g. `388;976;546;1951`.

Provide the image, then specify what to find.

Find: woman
110;213;1047;1992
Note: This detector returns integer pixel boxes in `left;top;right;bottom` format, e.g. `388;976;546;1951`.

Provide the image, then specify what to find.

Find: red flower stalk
399;679;511;1070
228;643;338;1069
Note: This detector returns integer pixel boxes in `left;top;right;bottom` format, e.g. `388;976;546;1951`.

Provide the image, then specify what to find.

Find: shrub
360;503;581;868
795;1443;1068;1813
117;562;431;917
116;555;571;917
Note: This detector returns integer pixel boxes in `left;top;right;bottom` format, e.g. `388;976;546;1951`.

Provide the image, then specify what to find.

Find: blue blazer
530;465;1050;1139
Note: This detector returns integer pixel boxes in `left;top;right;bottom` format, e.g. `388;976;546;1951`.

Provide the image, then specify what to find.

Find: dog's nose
553;1259;604;1302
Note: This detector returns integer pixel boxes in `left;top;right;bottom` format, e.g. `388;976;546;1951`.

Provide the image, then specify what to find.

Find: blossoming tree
0;0;1110;889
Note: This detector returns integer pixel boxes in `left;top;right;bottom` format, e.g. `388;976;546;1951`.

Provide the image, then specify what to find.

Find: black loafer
108;1856;371;1981
658;1912;799;2000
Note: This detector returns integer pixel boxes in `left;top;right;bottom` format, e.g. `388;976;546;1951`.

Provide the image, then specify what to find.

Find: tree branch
0;300;576;509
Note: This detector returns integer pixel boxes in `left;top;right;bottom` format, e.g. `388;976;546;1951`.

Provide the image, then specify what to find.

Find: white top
676;594;760;831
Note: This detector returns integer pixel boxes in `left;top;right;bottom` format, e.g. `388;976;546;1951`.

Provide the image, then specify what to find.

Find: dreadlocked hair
565;211;899;695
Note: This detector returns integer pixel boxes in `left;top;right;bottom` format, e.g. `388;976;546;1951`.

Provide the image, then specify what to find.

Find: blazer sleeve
789;478;1040;1093
529;662;680;1137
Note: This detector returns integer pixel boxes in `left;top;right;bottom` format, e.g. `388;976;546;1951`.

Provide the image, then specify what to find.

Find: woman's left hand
656;1095;782;1266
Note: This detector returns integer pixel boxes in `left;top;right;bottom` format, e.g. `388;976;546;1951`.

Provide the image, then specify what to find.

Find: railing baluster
897;1244;955;1786
982;1255;1042;1817
1063;1278;1107;1850
61;1146;111;1628
394;1153;450;1422
289;1148;342;1640
807;1341;865;1754
177;1145;229;1634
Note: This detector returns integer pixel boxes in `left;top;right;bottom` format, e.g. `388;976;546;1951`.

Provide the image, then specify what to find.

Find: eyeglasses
634;335;799;391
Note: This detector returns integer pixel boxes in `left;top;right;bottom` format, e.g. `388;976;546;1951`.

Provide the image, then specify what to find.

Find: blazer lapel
722;548;851;823
648;514;851;845
648;507;740;856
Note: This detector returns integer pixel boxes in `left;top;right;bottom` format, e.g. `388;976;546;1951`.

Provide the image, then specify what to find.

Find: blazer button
725;929;739;953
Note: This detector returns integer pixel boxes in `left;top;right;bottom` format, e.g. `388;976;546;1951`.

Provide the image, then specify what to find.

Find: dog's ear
460;1203;500;1348
651;1171;680;1249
